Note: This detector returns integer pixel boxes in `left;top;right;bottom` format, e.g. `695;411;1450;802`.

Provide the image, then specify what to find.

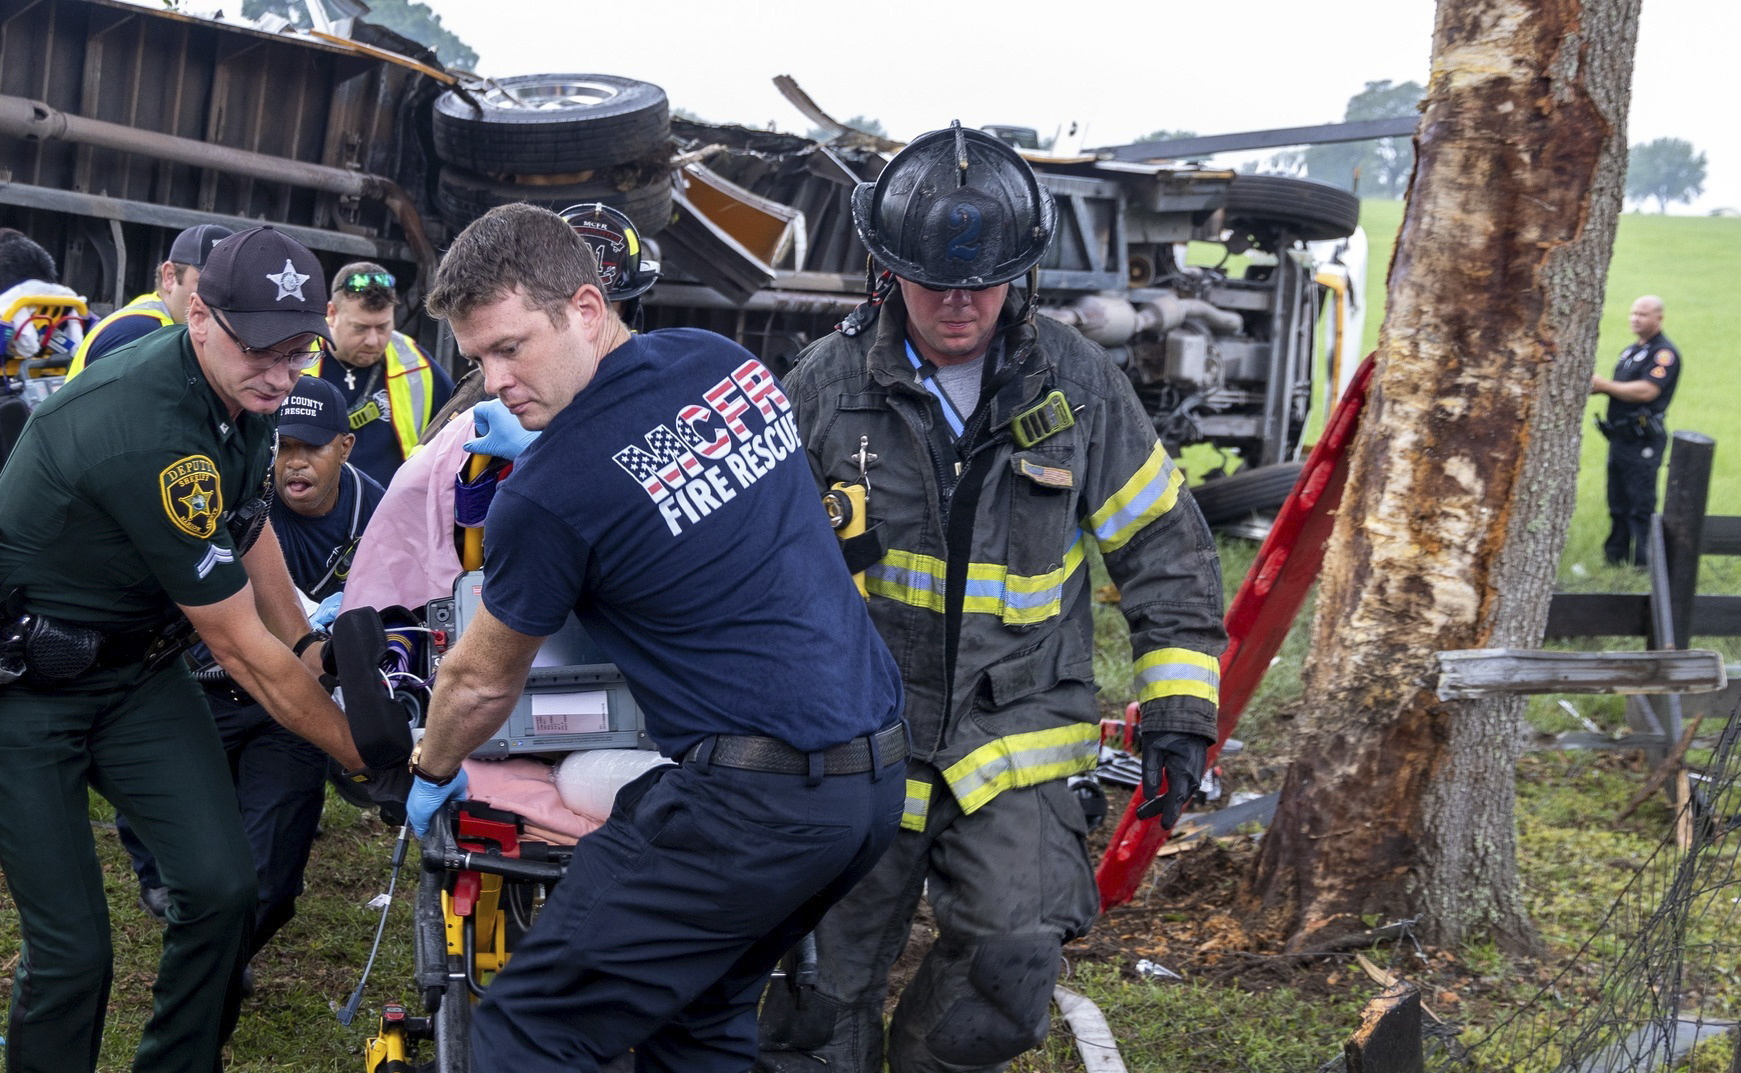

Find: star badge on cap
267;258;311;302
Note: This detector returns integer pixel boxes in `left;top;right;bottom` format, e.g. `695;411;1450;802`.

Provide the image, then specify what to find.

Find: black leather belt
692;721;907;776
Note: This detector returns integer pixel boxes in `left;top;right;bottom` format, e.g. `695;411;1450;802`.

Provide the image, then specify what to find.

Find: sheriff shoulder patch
1653;349;1676;366
160;455;223;539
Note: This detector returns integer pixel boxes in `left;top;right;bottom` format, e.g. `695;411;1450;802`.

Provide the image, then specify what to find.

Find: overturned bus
1;0;1366;520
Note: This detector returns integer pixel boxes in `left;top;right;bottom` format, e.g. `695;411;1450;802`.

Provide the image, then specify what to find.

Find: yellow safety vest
311;333;438;459
66;293;173;380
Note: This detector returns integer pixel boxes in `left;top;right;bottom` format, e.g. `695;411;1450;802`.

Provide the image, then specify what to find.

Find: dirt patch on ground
884;777;1516;1017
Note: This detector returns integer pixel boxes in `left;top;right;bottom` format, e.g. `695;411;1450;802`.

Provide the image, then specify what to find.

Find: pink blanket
460;757;601;845
339;409;471;615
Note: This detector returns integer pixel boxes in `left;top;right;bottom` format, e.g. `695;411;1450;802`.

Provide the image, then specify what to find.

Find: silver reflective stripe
942;726;1100;814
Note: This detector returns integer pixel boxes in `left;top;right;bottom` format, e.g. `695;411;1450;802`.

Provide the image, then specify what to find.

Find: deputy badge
160;455;223;539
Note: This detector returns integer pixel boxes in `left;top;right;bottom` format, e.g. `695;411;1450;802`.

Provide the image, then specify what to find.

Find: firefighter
402;203;905;1072
1590;294;1681;568
308;262;453;487
65;223;233;377
756;123;1227;1073
0;226;397;1073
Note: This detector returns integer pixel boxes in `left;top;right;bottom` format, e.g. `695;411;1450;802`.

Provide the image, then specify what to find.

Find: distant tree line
1244;82;1709;214
1624;137;1706;213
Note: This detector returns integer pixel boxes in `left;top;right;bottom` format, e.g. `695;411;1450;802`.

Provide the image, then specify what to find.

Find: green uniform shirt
0;326;273;628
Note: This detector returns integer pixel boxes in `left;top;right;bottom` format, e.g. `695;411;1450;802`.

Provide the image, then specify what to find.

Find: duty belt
689;721;908;775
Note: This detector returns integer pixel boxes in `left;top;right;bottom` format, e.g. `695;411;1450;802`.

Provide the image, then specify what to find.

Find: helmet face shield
558;202;660;302
853;123;1056;290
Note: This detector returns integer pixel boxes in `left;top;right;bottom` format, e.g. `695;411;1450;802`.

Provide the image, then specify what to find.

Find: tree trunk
1245;0;1640;953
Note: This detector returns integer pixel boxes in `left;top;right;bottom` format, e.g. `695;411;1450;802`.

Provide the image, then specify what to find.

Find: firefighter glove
465;398;539;460
1135;731;1210;827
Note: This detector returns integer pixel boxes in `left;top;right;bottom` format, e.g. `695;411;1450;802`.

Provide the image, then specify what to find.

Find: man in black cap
65;223;235;378
0;225;396;1073
118;375;386;979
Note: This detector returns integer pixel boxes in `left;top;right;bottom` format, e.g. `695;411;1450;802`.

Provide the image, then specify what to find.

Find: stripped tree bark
1245;0;1642;951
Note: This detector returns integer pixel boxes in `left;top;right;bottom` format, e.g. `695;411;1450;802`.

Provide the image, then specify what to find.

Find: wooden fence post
1663;432;1715;652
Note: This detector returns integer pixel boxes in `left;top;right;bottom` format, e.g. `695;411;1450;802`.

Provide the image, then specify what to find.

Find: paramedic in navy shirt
403;203;906;1073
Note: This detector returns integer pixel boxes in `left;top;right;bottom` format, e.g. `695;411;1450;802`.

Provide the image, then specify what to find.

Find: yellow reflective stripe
901;778;930;832
1087;442;1183;553
866;548;948;611
866;541;1088;626
941;725;1100;815
384;334;434;459
67;294;172;380
1134;647;1221;705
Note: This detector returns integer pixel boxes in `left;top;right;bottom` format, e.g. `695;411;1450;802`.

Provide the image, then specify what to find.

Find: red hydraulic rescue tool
1095;354;1376;909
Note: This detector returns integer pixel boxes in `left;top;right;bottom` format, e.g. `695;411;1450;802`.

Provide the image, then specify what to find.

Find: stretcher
333;577;648;1073
363;799;574;1073
1;287;87;409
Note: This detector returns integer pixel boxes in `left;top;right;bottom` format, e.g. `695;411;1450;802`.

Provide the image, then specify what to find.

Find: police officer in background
307;261;453;487
119;376;386;987
757;124;1226;1073
1591;294;1681;568
0;226;395;1073
65;223;233;377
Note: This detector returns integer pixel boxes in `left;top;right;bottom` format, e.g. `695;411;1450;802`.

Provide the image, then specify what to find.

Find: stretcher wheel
434;976;473;1073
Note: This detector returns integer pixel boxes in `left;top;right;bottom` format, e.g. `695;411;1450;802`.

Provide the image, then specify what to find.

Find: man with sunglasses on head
0;226;402;1073
307;261;453;488
65;223;234;379
756;124;1226;1073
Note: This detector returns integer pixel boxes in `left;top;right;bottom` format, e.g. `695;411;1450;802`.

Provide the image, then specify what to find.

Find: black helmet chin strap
839;258;897;336
1014;264;1040;326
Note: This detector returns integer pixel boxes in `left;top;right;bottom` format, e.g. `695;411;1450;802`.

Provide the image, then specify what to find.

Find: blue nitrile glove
406;766;469;837
464;398;538;460
1135;731;1211;827
310;591;344;629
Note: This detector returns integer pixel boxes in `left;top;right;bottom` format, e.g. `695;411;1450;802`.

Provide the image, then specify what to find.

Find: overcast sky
430;0;1736;214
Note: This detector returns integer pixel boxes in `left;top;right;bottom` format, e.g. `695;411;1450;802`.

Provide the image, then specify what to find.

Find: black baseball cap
196;226;333;349
167;224;234;269
276;375;349;446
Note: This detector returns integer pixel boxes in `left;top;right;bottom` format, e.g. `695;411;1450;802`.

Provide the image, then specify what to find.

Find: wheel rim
481;77;623;113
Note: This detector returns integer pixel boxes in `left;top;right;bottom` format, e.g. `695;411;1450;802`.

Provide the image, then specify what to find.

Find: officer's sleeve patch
1650;365;1668;379
159;455;224;539
1653;349;1676;366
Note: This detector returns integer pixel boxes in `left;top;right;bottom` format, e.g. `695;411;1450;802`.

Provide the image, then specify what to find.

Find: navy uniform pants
468;739;905;1073
1604;432;1667;567
116;685;328;955
757;764;1101;1073
0;662;254;1073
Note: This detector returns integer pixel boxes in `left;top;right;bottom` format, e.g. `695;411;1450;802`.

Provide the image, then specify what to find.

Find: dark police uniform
0;327;268;1073
465;328;906;1072
118;461;386;953
1600;331;1681;567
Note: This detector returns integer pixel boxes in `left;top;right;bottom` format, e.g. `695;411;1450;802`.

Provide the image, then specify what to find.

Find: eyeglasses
210;310;324;371
339;271;396;293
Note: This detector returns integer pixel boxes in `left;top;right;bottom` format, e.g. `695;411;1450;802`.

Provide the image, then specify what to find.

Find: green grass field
1353;199;1741;585
3;201;1737;1072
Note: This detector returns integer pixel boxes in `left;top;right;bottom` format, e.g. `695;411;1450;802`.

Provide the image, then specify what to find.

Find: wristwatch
409;740;459;786
292;628;329;658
